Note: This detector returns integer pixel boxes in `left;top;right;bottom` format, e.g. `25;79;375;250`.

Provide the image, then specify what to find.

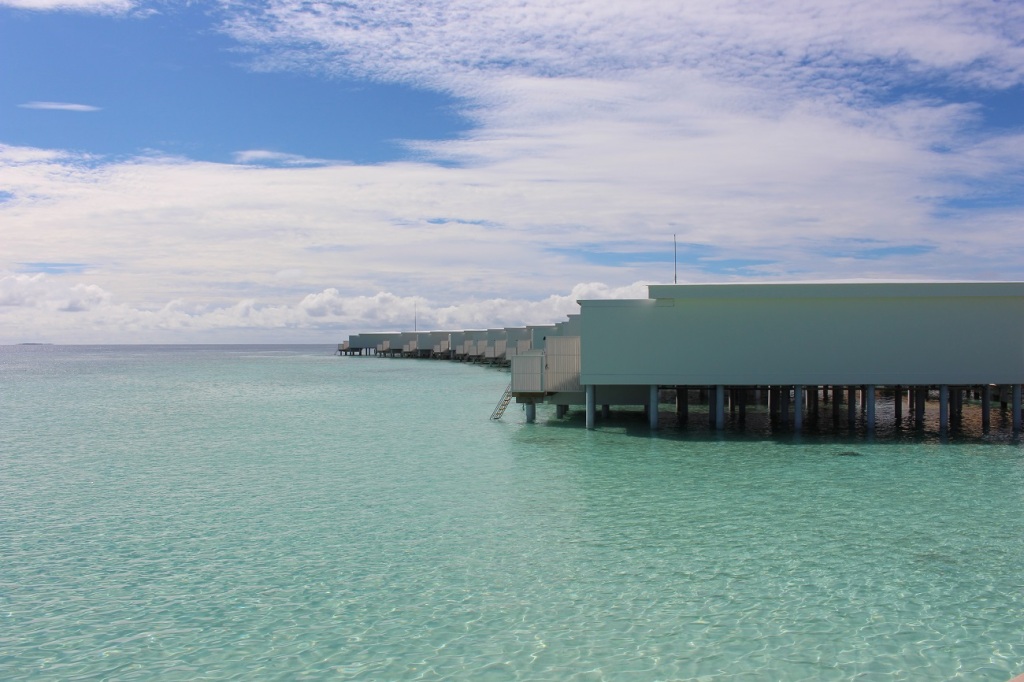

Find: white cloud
18;101;102;112
0;143;83;164
0;0;132;13
2;79;1022;335
59;282;111;312
224;1;1024;93
233;149;334;167
0;273;644;343
3;2;1023;341
0;273;50;307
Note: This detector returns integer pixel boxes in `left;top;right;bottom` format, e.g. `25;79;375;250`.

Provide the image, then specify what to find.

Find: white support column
866;385;876;432
715;385;725;430
793;385;803;431
1014;384;1022;432
649;385;659;430
586;385;596;430
602;404;611;419
940;385;949;434
525;403;536;423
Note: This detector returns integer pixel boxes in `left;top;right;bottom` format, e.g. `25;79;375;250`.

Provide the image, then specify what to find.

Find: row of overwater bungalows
339;318;579;365
340;282;1024;435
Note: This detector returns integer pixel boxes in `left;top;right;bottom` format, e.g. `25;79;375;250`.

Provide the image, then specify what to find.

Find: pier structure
509;282;1024;435
528;324;557;351
460;330;489;363
341;282;1024;436
339;327;543;366
404;331;456;358
483;329;508;365
502;327;532;363
337;332;403;356
447;331;471;361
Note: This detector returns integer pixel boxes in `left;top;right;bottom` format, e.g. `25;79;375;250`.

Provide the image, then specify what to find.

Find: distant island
16;343;54;345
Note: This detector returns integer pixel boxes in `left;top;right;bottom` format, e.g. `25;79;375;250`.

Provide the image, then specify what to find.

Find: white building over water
342;282;1024;435
512;282;1024;434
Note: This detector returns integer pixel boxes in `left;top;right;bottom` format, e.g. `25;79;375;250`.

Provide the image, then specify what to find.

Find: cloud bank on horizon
1;0;1022;342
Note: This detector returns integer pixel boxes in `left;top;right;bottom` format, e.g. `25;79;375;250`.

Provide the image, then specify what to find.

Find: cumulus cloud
295;282;646;330
0;276;648;343
0;273;50;307
0;273;112;312
60;283;111;312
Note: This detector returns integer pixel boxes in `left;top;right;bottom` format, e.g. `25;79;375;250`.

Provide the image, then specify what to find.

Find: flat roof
646;282;1024;300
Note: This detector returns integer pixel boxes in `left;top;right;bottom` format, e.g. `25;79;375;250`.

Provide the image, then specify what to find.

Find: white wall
580;284;1024;386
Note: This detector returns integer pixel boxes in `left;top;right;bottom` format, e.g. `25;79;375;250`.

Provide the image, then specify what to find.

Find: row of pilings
580;384;1024;435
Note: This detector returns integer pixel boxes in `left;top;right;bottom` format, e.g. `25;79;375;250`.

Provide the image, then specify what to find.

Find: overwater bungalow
513;282;1024;434
341;282;1024;436
503;327;532;361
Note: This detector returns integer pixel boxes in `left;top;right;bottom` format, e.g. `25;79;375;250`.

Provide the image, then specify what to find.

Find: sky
1;0;1022;343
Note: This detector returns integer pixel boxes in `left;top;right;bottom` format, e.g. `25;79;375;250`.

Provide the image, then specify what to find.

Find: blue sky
1;0;1023;342
1;5;468;163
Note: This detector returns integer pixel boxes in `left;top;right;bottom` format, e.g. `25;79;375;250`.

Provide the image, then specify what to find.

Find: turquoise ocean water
2;344;1023;680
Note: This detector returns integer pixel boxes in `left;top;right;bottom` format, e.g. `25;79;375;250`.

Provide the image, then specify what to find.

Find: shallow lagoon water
2;345;1023;680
